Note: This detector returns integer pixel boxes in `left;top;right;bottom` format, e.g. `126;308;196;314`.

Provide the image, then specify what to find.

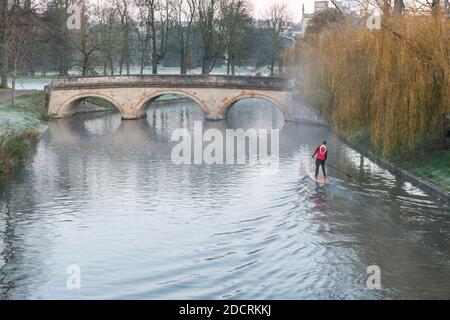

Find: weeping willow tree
284;9;450;157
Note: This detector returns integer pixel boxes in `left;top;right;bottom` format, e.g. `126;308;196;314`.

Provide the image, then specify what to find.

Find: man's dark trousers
315;159;326;178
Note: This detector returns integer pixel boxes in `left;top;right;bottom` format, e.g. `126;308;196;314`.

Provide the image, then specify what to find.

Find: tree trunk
82;55;88;76
151;8;158;75
202;55;209;75
109;55;114;75
0;0;8;88
152;57;158;74
230;55;236;76
270;60;275;76
11;58;17;106
152;35;158;75
125;38;130;75
394;0;405;15
57;47;64;76
181;20;193;75
180;47;186;75
180;32;186;75
140;52;145;75
1;43;8;88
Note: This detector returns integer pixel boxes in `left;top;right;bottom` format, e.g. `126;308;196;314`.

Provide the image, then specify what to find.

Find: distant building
299;0;354;36
254;19;301;45
255;19;294;32
300;1;329;36
314;0;330;12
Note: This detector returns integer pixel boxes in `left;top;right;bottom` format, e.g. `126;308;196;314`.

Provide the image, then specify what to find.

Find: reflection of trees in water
0;174;53;299
147;101;205;144
0;203;19;299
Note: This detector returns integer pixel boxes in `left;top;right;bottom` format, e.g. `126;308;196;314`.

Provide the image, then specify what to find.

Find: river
0;99;449;299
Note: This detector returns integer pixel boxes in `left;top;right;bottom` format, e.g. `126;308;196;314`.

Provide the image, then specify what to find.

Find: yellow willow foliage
284;13;450;157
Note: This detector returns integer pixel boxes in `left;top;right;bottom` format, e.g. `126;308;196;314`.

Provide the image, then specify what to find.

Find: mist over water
0;99;449;299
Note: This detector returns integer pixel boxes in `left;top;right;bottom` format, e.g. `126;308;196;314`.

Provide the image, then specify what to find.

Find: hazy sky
251;0;317;22
91;0;319;23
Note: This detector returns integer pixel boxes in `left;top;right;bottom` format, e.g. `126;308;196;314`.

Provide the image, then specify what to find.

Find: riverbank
0;91;48;175
344;129;450;199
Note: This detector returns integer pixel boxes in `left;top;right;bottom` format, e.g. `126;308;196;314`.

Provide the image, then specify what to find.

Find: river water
0;99;449;299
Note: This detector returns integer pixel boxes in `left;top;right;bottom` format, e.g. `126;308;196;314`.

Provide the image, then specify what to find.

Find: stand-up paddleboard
308;172;329;185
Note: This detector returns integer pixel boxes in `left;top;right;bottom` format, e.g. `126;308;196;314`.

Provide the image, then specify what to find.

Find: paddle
325;163;353;178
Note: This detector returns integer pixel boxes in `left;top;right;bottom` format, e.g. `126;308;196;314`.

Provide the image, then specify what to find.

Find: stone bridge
46;75;319;122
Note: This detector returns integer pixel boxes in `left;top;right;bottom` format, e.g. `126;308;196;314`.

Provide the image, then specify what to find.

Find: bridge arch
134;90;209;116
219;93;287;119
56;92;123;117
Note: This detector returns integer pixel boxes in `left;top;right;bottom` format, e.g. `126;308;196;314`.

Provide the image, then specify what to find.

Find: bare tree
42;0;75;76
0;0;9;88
156;0;174;73
145;0;159;74
173;0;197;74
8;31;27;106
221;0;252;75
136;0;174;74
115;0;132;75
4;0;33;104
263;3;292;76
97;1;119;75
22;0;36;75
71;2;98;76
197;0;224;74
135;0;152;74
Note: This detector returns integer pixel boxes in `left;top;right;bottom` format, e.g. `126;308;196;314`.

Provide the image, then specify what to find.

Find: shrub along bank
0;91;49;175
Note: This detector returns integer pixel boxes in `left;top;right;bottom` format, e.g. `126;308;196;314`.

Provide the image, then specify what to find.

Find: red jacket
313;145;328;161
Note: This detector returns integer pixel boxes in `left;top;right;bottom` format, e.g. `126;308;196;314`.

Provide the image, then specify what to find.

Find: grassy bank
397;151;450;192
347;129;450;192
0;91;48;175
84;96;116;109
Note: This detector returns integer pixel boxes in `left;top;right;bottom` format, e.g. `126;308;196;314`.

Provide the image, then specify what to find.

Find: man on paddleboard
312;141;328;179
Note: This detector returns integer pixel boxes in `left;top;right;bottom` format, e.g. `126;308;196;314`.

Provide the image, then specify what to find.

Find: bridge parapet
50;75;292;92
